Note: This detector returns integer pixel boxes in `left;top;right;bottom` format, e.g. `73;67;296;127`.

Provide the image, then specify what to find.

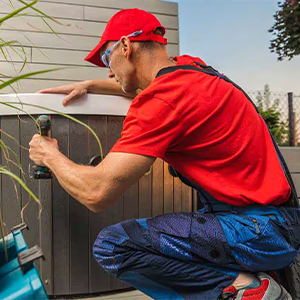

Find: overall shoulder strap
159;62;298;207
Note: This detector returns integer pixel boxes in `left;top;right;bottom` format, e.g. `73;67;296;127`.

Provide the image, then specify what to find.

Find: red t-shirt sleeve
110;96;183;158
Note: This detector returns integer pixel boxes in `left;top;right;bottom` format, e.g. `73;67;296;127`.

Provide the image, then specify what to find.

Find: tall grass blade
0;0;37;24
3;102;103;160
0;211;8;262
0;68;63;91
17;0;61;25
0;167;40;205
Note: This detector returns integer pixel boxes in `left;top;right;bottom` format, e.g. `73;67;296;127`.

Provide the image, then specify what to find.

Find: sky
163;0;300;94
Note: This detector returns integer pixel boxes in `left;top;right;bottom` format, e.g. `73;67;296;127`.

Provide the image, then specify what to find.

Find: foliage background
269;0;300;61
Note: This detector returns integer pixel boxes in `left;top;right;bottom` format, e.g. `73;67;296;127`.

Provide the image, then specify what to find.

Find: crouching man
30;8;299;300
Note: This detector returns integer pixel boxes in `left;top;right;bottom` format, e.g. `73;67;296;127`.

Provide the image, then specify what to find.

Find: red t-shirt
110;55;291;206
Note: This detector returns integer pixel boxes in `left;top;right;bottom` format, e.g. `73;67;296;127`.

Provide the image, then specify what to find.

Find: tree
256;84;288;145
269;0;300;61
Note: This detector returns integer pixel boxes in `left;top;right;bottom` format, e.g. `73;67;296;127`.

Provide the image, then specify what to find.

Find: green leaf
0;139;10;158
3;102;103;160
17;0;62;25
0;68;64;91
0;167;40;205
269;0;300;60
0;102;47;141
0;212;8;263
0;136;25;180
0;0;37;24
0;38;27;72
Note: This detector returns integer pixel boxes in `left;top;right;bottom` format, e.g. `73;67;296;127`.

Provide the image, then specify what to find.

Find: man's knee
93;223;129;275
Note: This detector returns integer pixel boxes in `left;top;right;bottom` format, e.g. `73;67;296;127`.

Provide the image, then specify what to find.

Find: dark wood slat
181;183;193;213
106;116;124;291
163;162;173;214
138;172;152;219
69;115;89;294
20;115;41;272
1;116;21;233
39;122;53;295
39;181;53;294
88;115;109;293
173;176;182;213
123;181;139;221
192;189;199;212
122;180;139;290
152;159;164;217
51;115;70;295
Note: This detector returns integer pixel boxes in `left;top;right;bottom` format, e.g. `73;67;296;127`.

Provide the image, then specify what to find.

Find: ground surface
83;290;151;300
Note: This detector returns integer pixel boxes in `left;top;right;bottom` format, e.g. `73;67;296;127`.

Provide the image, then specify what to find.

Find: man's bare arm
28;134;155;212
46;152;155;212
38;78;137;106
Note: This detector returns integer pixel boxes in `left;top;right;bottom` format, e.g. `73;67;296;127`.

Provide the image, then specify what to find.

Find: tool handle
33;115;53;179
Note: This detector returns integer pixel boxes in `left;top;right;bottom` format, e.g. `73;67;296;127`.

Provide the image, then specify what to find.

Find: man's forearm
84;79;136;98
44;151;101;211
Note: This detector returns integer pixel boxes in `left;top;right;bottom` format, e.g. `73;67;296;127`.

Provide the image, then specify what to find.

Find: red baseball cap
84;8;167;68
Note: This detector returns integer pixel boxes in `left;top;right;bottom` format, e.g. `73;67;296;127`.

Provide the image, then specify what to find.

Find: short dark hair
100;27;165;55
138;27;166;51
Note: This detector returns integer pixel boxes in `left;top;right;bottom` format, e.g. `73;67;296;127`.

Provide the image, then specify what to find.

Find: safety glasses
101;30;143;68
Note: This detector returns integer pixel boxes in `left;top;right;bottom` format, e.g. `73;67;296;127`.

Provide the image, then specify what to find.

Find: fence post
288;92;295;146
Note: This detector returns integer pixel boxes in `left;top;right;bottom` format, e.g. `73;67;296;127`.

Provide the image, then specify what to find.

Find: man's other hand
38;82;89;106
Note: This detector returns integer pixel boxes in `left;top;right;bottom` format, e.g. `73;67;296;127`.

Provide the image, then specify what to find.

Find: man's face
101;39;139;94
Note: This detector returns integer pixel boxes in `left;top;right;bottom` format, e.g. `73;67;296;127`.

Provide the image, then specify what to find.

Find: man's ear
120;36;133;59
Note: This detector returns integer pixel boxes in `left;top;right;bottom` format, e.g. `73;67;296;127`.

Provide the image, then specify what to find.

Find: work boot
218;272;292;300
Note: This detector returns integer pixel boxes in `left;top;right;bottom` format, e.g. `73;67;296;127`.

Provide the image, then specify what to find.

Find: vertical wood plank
88;115;109;293
39;179;53;294
138;172;152;219
39;116;53;294
192;189;199;212
123;181;139;221
69;115;89;294
51;115;70;295
152;159;164;217
1;116;21;233
106;116;124;291
181;183;193;213
20;115;41;271
163;162;173;214
173;177;182;213
122;179;139;290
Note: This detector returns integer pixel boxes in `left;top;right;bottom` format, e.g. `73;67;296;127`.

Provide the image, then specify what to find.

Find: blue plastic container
0;230;48;300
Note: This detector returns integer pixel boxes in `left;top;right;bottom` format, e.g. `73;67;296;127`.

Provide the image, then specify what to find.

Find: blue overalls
93;64;300;300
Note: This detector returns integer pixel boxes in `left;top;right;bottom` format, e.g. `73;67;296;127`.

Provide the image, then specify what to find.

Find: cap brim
84;40;107;68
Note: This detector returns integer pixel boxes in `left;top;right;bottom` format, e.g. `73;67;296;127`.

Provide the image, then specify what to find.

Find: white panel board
0;62;107;81
0;93;132;116
36;0;178;15
0;30;179;57
84;7;178;29
32;48;93;66
0;46;32;63
0;14;178;43
1;0;84;20
0;79;77;94
0;30;100;51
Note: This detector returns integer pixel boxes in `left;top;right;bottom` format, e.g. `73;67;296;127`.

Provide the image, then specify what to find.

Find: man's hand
29;134;59;166
38;82;89;106
38;78;137;106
